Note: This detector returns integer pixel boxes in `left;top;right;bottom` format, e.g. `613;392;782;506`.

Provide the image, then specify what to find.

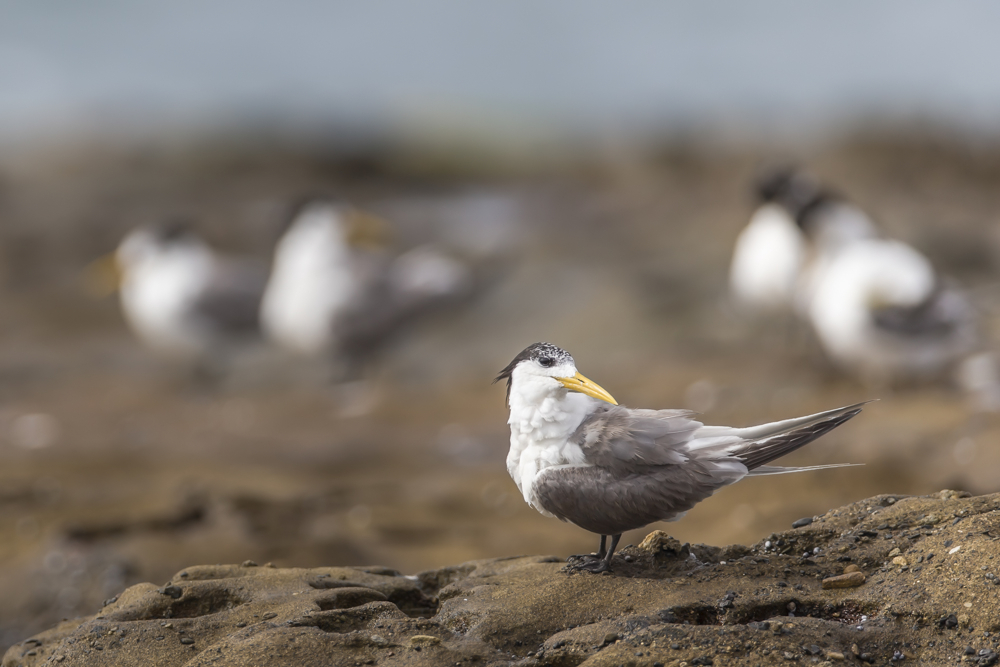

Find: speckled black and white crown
494;342;574;404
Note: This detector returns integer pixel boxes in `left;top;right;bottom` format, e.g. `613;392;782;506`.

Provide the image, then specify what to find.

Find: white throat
505;366;601;513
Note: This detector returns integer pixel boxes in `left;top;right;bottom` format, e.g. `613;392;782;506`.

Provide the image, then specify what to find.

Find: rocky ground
4;490;1000;667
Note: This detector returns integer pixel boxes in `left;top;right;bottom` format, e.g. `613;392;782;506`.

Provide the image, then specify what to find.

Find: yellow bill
557;372;618;405
345;209;393;250
82;253;122;297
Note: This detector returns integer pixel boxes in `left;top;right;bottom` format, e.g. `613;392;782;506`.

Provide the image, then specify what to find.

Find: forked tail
731;401;871;475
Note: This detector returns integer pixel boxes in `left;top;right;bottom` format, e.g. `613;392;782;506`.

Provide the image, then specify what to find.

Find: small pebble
822;571;866;589
160;586;182;599
179;637;194;645
792;517;814;528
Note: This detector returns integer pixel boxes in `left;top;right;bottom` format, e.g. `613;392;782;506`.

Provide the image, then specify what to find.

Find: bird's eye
538;356;554;368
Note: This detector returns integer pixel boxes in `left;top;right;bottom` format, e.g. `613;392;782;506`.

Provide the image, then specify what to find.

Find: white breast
505;375;596;514
729;204;805;312
119;247;214;356
260;220;357;355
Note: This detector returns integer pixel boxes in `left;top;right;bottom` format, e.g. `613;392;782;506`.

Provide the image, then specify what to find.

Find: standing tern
797;191;976;384
729;168;816;314
260;199;471;371
496;342;866;573
91;221;267;361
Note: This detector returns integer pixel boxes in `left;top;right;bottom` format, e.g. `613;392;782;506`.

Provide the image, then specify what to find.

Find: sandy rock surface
4;490;1000;667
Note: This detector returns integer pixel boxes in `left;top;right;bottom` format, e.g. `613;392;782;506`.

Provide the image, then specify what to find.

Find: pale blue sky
0;1;996;144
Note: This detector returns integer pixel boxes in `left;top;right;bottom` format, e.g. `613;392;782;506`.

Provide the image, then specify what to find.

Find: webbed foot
566;551;604;562
568;558;612;573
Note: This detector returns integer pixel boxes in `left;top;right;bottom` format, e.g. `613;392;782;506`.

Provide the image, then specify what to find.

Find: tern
797;191;976;383
90;221;267;361
496;342;866;573
260;199;471;369
730;167;877;317
729;168;815;314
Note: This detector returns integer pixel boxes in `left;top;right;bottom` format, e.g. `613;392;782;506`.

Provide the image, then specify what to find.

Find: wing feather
190;258;268;336
570;405;702;470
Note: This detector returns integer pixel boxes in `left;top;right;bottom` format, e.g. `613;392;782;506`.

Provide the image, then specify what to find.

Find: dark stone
160;586;182;599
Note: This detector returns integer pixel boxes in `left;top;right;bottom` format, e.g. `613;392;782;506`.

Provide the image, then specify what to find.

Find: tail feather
729;401;871;472
746;462;863;477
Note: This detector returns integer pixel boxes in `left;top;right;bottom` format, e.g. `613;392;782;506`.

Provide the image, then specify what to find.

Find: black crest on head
793;189;841;233
152;218;197;244
753;166;845;233
277;195;347;238
493;342;574;406
755;165;800;203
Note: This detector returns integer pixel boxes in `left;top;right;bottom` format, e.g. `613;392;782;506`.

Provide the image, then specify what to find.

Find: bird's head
117;220;201;269
84;219;201;296
281;198;391;251
494;342;618;408
754;166;831;224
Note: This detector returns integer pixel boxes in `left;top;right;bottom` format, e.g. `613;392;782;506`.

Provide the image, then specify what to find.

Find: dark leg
567;535;607;562
570;534;621;573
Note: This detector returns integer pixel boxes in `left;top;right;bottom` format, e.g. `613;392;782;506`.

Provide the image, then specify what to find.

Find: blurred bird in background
800;191;977;387
87;220;268;368
731;168;986;393
260;199;473;379
728;168;813;315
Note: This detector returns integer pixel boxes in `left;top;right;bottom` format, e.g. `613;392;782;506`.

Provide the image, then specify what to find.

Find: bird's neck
507;380;597;443
275;223;351;275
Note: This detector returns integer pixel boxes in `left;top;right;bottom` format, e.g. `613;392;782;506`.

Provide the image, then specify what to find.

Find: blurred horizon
3;1;1000;154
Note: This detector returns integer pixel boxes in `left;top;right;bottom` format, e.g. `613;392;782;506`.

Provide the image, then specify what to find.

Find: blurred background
4;0;1000;653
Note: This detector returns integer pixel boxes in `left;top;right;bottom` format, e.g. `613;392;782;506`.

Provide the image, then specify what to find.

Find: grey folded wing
531;406;745;535
872;283;974;340
190;259;269;337
570;405;703;472
532;460;741;536
333;248;471;357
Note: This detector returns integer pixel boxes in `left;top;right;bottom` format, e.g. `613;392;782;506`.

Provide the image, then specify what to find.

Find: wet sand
2;132;1000;652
